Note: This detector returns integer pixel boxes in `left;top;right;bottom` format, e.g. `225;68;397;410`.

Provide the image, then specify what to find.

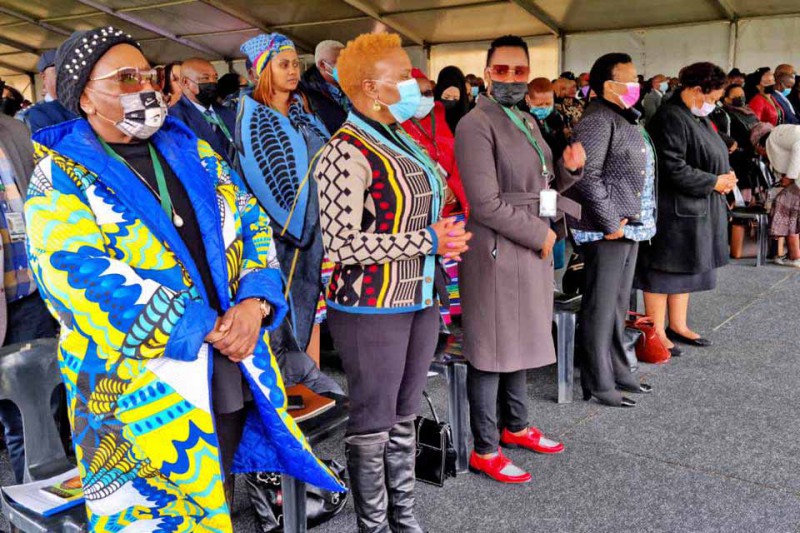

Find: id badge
4;212;26;243
539;189;558;218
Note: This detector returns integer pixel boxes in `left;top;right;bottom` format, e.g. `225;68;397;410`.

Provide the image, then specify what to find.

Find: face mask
413;96;435;119
731;97;746;107
0;98;22;117
781;88;792;97
691;99;717;118
659;82;669;93
377;78;421;123
580;85;590;98
530;106;553;120
441;99;458;110
195;82;218;108
491;81;528;107
471;86;479;99
610;82;640;109
764;84;776;94
96;90;168;140
332;66;340;84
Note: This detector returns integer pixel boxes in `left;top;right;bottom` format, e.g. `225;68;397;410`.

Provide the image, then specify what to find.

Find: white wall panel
564;22;730;79
430;35;558;83
735;16;800;73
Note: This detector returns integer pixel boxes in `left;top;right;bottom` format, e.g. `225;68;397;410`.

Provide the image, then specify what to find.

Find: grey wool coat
455;97;582;373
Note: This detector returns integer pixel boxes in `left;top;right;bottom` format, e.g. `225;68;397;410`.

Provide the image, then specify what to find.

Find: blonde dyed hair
337;32;403;102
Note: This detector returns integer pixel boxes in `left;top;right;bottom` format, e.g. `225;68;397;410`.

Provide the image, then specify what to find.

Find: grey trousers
328;305;439;436
578;239;640;394
467;365;528;455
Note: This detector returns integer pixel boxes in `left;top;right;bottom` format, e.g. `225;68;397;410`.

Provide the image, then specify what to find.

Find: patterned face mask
94;90;168;140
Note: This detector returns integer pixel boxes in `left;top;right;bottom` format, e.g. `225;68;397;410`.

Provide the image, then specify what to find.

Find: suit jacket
169;95;238;165
774;92;799;125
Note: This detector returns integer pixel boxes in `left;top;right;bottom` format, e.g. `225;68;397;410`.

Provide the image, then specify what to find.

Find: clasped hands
714;171;738;195
432;217;473;262
204;299;267;363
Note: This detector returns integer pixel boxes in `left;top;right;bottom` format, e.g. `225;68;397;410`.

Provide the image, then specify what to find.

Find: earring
372;100;381;111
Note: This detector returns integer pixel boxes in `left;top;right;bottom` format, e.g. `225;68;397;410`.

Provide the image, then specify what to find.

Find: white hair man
301;40;350;133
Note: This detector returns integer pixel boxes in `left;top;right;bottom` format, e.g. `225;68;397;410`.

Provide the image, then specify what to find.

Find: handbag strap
422;390;440;425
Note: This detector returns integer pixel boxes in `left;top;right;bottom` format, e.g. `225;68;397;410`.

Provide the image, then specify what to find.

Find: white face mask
413;96;435;119
93;89;168;140
691;100;716;118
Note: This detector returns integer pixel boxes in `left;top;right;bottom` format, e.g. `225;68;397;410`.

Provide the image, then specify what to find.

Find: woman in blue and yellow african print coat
25;109;342;532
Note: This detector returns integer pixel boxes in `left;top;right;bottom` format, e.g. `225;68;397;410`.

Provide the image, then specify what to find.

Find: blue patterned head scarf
241;33;296;77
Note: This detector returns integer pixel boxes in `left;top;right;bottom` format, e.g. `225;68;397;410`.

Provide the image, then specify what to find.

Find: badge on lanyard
4;212;26;243
539;189;558;218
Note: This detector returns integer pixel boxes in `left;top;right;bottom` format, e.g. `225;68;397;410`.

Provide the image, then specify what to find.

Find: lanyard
99;139;174;220
381;124;443;184
499;103;549;178
201;109;234;143
411;109;437;151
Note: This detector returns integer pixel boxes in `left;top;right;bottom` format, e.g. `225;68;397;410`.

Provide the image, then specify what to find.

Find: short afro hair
679;62;726;94
589;53;633;98
486;35;529;67
337;32;403;102
528;77;553;94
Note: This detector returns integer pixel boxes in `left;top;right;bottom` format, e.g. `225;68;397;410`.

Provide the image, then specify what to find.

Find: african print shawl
26;117;343;533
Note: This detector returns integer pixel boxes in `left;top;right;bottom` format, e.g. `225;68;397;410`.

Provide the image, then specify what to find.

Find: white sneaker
773;256;787;265
783;258;800;268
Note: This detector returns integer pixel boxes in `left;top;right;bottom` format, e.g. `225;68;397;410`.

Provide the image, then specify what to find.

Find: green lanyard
381;123;445;210
499;103;549;178
201;109;234;143
99;139;176;222
411;111;439;160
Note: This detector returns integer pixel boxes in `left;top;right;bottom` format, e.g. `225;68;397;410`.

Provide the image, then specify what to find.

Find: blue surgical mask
659;81;669;93
377;78;422;123
471;86;479;98
781;88;792;97
414;96;435;119
530;105;553;120
332;66;340;83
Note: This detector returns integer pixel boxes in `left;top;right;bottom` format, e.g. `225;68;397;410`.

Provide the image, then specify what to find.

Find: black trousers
328;305;439;436
215;408;247;506
578;240;640;395
467;365;528;455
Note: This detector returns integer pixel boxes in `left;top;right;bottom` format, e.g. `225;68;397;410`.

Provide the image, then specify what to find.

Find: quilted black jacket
567;100;649;234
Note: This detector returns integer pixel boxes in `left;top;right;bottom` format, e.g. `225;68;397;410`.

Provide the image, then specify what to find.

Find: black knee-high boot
385;419;423;533
345;432;391;533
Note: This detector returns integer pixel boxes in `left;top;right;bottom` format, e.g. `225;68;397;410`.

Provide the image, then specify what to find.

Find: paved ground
2;262;800;532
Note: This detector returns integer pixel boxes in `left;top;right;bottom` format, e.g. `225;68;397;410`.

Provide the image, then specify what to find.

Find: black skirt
634;266;717;294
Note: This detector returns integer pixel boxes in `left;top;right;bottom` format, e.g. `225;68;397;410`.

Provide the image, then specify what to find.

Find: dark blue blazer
169;96;238;164
775;92;799;125
19;100;76;133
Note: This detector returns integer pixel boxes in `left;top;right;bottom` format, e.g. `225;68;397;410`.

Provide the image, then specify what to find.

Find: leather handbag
561;251;585;295
244;460;348;532
622;327;643;372
625;312;671;364
415;391;457;487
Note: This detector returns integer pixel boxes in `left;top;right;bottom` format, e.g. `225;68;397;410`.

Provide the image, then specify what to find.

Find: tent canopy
2;0;799;77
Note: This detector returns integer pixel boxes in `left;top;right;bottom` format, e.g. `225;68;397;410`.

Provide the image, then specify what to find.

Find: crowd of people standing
1;24;800;533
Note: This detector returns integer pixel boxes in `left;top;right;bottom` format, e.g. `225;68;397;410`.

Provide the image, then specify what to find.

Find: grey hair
314;40;344;65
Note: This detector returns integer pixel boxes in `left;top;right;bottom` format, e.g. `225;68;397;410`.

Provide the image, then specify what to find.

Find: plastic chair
730;210;769;267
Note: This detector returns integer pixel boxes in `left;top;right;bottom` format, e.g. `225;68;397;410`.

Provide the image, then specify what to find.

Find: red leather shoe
468;450;531;484
500;427;564;454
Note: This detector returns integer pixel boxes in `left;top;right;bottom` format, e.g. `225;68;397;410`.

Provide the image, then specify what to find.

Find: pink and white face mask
610;81;641;109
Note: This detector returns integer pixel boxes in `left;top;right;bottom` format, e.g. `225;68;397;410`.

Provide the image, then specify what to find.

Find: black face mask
491;81;528;107
441;99;458;110
731;97;746;107
0;98;22;117
196;82;219;108
763;85;776;95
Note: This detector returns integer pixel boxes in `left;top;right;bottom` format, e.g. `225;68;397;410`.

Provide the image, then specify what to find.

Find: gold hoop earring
372;100;382;111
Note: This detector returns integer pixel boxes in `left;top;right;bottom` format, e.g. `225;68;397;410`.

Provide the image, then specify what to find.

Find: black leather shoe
617;383;653;394
667;328;713;347
583;386;637;408
669;346;683;357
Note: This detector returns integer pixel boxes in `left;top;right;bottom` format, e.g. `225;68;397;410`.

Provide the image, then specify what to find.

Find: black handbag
622;327;643;373
415;391;457;487
244;460;348;532
561;251;585;295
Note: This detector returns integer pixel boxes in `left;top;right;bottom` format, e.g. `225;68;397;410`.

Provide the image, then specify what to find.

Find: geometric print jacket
26;117;343;532
314;112;444;314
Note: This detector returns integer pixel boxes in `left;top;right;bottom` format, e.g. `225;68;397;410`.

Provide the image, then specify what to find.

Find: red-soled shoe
500;427;565;454
468;450;531;484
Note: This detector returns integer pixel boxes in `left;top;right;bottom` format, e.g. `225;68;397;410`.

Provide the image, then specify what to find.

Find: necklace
99;139;184;227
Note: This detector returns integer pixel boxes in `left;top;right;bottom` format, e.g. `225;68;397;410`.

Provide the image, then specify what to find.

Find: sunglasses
488;64;530;82
89;66;166;93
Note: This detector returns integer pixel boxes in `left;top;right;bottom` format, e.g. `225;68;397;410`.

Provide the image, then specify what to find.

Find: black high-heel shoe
582;386;636;407
617;383;653;394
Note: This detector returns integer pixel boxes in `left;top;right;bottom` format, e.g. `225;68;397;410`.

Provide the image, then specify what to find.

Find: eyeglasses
89;66;166;92
488;64;530;82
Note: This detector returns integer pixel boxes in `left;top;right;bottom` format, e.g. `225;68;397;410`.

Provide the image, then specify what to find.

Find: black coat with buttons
637;92;731;274
567;100;651;234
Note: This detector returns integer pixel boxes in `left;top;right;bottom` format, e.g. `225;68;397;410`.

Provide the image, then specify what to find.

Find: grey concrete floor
3;262;800;532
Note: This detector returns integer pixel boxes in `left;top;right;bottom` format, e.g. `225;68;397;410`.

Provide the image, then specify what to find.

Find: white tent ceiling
1;0;798;81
